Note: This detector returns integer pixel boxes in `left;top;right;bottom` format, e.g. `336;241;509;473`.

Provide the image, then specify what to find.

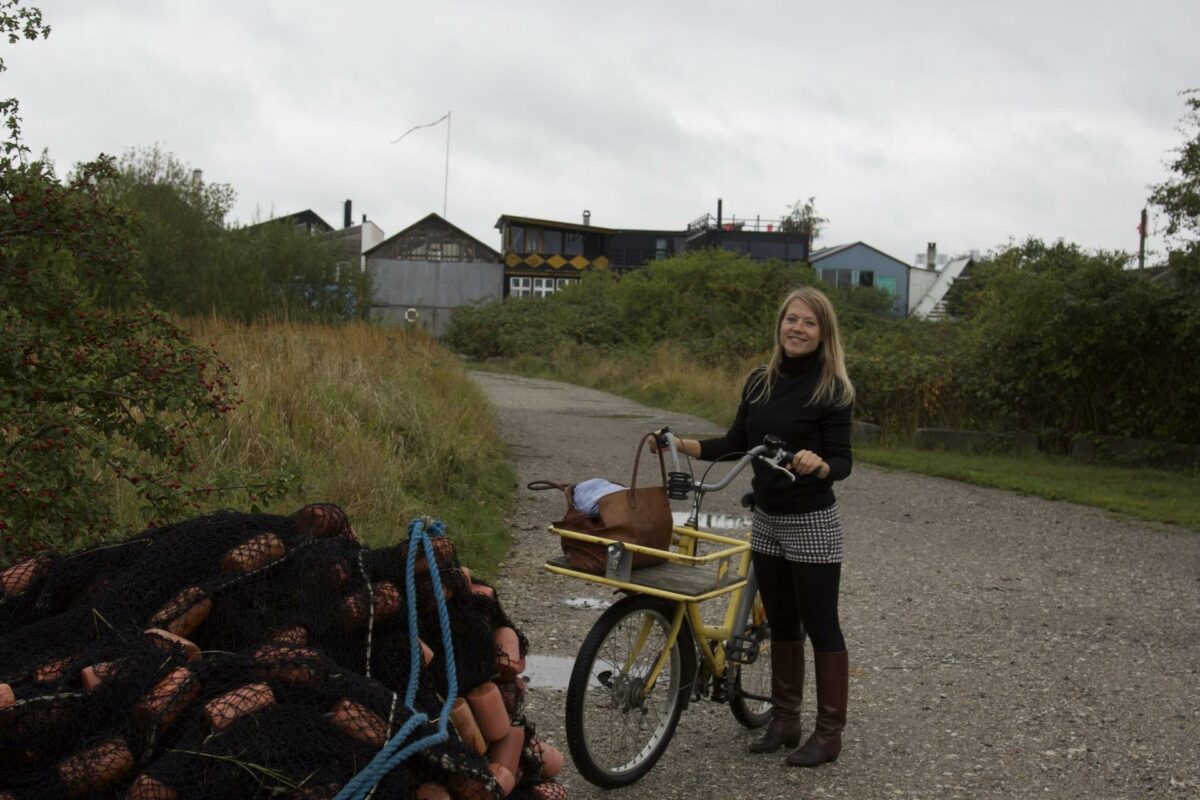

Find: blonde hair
747;286;855;408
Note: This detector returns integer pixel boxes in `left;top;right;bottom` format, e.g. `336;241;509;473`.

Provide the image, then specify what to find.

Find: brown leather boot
748;639;804;753
787;649;847;767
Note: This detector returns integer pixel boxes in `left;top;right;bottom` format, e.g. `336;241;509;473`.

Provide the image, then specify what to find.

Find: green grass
856;445;1200;531
474;351;1200;533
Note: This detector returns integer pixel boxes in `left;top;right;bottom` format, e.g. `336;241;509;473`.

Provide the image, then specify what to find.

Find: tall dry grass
503;342;751;429
113;319;513;571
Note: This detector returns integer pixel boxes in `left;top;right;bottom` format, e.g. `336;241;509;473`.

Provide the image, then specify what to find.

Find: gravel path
469;370;1200;800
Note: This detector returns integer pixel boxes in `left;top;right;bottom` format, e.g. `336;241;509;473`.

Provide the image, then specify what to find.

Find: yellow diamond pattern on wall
524;254;545;267
569;255;589;269
594;256;610;270
547;255;567;268
505;253;521;267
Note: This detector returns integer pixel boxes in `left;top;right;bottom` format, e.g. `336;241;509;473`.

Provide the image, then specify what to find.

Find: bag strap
527;480;570;492
623;433;668;509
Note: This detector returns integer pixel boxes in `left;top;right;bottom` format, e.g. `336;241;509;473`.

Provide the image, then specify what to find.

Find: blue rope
333;518;460;800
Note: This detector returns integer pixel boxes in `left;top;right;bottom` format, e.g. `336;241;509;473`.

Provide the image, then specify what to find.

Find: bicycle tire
564;594;686;788
729;593;774;728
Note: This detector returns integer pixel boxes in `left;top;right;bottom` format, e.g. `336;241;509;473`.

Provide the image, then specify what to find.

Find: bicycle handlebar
656;429;795;500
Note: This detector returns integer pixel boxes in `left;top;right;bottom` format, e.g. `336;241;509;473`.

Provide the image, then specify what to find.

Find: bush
0;157;292;561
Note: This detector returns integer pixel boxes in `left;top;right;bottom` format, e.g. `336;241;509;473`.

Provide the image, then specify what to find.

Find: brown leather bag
529;433;674;574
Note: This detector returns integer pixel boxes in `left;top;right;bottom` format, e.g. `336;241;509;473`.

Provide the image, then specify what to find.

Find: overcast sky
6;0;1198;265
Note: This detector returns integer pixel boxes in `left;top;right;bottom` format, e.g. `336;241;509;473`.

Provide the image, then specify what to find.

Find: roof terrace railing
686;213;800;234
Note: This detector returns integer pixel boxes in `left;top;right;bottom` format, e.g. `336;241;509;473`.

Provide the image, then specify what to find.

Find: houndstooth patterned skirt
751;503;844;564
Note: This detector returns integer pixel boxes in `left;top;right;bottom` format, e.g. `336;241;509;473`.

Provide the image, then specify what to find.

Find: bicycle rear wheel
565;594;686;788
729;593;773;728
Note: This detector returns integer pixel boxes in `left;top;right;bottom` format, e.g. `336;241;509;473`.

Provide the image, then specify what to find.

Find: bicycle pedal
726;635;760;665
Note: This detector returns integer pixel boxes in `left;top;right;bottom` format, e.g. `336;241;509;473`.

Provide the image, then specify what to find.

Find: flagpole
390;112;452;218
443;111;451;219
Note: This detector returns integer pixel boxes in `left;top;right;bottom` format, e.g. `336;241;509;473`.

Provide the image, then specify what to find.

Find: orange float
448;697;487;755
327;698;388;748
487;722;524;777
148;586;212;638
56;737;134;798
466;682;510;742
143;628;201;662
203;683;275;731
492;627;524;680
133;667;202;734
124;773;179;800
221;532;286;574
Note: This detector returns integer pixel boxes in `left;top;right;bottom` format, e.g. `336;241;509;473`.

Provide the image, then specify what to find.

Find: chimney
192;169;202;184
926;242;937;270
344;200;352;229
582;209;591;226
717;198;723;228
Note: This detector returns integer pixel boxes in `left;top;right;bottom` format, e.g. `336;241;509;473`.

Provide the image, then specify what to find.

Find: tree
0;2;289;562
101;144;235;311
952;238;1198;445
780;196;828;244
0;0;49;159
1149;89;1200;284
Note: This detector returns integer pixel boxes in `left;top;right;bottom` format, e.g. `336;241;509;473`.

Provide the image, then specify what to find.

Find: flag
391;113;450;144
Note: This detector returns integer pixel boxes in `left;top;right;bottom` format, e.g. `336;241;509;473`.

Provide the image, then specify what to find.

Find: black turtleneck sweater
697;350;852;514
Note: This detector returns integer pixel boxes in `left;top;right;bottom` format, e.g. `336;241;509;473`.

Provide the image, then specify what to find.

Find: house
266;209;334;236
322;201;385;274
810;242;912;316
366;213;502;336
495;201;812;298
908;247;975;319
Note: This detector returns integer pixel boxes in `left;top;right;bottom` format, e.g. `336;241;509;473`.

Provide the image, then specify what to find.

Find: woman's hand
790;449;830;479
650;430;698;459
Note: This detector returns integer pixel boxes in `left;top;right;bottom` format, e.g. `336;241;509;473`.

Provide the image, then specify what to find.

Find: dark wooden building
495;205;812;298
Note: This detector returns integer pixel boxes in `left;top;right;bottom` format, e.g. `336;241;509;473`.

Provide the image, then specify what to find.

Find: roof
494;214;619;235
365;212;501;260
809;241;912;268
245;209;334;232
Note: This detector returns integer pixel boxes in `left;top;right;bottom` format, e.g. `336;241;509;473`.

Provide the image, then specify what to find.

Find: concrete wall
367;258;503;337
908;266;938;314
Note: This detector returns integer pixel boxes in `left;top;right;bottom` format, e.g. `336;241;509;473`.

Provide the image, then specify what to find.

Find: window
859;270;874;288
542;230;563;254
876;276;897;298
509;276;531;298
555;278;577;290
655;238;669;259
524;228;541;254
533;277;556;298
564;232;583;256
509;226;525;253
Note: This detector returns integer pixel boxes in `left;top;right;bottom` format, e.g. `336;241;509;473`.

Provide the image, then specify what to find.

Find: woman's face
779;298;821;357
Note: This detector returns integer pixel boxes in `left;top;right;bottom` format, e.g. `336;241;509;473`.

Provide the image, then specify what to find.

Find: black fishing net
0;504;567;800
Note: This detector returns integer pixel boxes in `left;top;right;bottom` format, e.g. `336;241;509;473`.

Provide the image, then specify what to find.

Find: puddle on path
563;596;611;610
671;512;753;532
523;654;576;689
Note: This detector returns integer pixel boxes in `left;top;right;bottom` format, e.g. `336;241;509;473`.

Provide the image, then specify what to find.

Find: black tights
753;551;845;652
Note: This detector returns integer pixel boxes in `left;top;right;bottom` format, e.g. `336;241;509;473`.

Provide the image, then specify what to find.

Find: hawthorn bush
0;3;288;563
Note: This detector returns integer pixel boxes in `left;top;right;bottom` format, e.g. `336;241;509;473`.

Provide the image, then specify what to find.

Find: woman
661;286;853;767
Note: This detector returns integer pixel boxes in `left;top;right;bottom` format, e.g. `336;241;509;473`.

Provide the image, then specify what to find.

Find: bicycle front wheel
729;593;773;728
565;594;686;788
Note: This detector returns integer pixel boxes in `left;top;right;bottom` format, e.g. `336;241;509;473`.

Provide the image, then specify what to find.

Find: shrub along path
471;370;1200;800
